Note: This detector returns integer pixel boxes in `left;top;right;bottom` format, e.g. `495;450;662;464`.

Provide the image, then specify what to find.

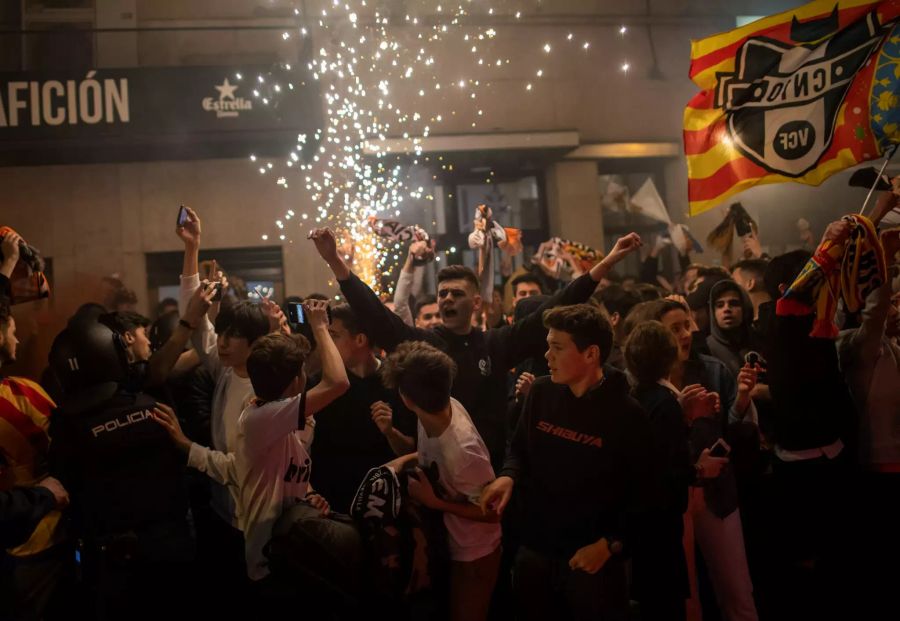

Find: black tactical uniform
48;320;194;620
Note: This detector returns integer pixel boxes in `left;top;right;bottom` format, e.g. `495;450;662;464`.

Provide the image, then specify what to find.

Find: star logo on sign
215;78;238;100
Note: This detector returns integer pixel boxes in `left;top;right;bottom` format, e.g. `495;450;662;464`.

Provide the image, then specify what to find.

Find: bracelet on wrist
179;318;195;330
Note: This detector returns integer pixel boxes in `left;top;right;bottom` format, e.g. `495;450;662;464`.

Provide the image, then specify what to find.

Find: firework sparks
254;3;629;292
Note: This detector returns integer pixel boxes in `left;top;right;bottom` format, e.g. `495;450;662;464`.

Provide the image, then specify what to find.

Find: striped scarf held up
777;214;891;338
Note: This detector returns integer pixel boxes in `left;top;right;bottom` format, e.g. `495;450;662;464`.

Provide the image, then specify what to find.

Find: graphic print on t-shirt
536;420;603;448
478;356;491;376
283;455;311;484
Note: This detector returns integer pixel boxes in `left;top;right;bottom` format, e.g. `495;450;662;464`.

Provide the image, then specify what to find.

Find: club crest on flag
684;0;900;216
715;11;886;177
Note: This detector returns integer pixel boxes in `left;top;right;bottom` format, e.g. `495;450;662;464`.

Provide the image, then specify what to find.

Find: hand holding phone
743;351;767;383
203;260;223;302
303;299;331;329
287;301;331;327
709;438;731;458
287;302;305;325
176;205;201;246
735;218;753;238
696;444;729;479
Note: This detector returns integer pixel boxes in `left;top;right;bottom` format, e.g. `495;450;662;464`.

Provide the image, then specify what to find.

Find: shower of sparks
253;3;628;291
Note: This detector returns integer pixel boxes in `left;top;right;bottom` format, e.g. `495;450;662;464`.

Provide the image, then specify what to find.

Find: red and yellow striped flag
685;0;900;215
1;376;64;556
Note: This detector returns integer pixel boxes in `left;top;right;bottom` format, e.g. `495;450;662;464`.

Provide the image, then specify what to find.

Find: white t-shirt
187;372;255;526
416;398;501;562
236;396;312;581
222;374;253;453
213;373;253;523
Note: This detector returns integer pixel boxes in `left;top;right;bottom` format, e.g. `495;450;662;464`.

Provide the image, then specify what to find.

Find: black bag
350;466;405;597
350;465;449;613
265;501;365;606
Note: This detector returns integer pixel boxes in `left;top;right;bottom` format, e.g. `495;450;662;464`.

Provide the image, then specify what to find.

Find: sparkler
253;3;629;293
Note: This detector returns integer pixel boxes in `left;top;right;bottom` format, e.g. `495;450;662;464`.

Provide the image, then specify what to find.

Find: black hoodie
499;373;654;559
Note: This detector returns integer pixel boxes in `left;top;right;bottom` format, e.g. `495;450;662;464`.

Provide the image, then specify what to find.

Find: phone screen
288;302;305;325
177;206;189;227
709;439;730;458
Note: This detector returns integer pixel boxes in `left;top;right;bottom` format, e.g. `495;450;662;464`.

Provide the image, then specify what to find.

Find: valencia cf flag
684;0;900;215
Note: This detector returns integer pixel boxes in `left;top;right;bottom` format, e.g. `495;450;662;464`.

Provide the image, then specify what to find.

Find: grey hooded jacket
706;279;760;377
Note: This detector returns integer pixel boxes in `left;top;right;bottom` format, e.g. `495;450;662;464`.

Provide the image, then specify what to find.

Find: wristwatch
608;539;623;556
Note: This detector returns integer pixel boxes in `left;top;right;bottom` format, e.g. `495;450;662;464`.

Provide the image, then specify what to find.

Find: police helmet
49;317;129;414
148;310;180;353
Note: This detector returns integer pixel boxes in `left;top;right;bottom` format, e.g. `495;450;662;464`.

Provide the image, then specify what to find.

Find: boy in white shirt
153;300;349;583
380;341;502;621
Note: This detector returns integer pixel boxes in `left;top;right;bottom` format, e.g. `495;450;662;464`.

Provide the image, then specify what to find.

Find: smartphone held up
287;302;305;325
709;438;731;459
202;259;224;302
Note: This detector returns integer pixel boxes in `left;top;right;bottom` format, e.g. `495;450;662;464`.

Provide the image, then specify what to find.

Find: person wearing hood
706;280;762;377
685;273;727;358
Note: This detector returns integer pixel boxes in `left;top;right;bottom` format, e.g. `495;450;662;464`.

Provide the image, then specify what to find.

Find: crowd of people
1;182;899;621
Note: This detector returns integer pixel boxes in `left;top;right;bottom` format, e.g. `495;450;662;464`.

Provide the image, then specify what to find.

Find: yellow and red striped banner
1;377;63;557
685;0;900;215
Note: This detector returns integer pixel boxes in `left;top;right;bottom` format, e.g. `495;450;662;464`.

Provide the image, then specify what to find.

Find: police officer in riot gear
48;316;195;620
